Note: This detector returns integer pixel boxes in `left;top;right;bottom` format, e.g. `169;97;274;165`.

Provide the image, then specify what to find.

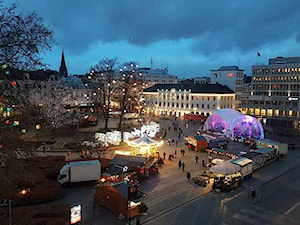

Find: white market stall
209;161;241;176
230;157;253;179
209;160;242;192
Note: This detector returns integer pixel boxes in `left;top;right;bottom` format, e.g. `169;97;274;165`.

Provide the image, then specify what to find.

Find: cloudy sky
5;0;300;77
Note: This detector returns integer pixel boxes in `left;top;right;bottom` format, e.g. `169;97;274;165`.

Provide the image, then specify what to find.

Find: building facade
210;66;244;107
61;76;95;109
143;84;235;118
135;68;177;84
194;76;210;84
239;56;300;134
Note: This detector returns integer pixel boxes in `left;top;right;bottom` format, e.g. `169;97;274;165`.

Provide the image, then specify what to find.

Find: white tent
211;158;225;165
209;160;241;175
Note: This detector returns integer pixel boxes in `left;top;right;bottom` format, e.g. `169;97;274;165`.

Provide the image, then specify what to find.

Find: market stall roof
107;165;124;176
242;151;261;159
192;135;206;141
184;135;207;143
209;160;241;175
127;134;164;147
202;133;227;142
211;148;227;153
211;158;225;165
110;155;147;167
230;157;252;167
257;139;282;146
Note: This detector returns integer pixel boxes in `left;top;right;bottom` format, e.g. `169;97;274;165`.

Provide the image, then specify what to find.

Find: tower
59;50;68;77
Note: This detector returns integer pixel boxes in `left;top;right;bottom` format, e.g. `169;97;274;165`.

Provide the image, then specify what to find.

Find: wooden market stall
185;135;207;152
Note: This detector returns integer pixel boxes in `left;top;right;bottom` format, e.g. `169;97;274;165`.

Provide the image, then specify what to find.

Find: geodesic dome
203;108;264;140
203;108;242;134
228;115;264;140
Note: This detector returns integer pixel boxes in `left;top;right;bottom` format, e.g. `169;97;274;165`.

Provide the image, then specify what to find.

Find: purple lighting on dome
203;109;264;140
229;115;264;140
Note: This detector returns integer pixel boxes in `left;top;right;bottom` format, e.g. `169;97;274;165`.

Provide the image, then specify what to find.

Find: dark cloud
5;0;300;75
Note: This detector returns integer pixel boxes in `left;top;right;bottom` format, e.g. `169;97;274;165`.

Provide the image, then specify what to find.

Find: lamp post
100;178;106;207
35;124;41;142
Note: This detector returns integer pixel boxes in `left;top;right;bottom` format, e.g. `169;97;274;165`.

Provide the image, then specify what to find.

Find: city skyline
5;0;300;77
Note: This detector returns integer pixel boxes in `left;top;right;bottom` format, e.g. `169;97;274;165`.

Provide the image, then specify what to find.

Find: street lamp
100;178;106;207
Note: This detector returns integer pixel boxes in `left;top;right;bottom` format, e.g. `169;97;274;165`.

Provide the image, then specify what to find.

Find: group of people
178;159;185;171
167;138;178;146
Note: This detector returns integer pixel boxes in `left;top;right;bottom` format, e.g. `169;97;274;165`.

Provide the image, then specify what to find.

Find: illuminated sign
70;204;82;224
288;97;298;101
227;73;233;77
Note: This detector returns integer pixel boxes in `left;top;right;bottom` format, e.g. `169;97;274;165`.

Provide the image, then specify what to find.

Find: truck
57;160;101;185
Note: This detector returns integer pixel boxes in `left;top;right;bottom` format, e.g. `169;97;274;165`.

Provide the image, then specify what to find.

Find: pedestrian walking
175;140;178;146
163;152;166;160
178;160;182;168
174;150;177;158
182;162;185;171
212;181;216;192
202;159;205;167
195;155;199;163
168;126;171;132
168;139;171;145
187;172;191;180
182;149;185;157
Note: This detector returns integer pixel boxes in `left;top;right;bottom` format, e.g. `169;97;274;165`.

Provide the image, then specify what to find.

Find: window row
253;68;300;75
253;84;300;90
156;102;217;109
253;75;300;82
247;108;298;117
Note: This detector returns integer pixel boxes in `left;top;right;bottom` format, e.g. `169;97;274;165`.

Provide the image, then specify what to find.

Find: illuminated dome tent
126;134;164;156
204;109;242;135
229;115;264;140
204;108;264;140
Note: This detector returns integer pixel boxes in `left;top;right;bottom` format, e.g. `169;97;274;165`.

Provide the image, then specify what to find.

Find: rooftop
211;66;243;71
144;83;234;94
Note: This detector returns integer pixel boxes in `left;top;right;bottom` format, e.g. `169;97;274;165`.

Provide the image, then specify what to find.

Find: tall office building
239;56;300;134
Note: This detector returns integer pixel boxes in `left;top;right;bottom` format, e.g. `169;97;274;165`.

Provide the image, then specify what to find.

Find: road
139;151;300;225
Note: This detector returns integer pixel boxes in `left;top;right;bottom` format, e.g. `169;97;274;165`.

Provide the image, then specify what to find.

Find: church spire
59;50;68;77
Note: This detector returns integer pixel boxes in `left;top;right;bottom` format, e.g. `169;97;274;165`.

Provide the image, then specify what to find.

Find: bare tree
0;2;54;70
89;58;118;130
30;78;80;131
117;61;143;131
0;2;55;145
